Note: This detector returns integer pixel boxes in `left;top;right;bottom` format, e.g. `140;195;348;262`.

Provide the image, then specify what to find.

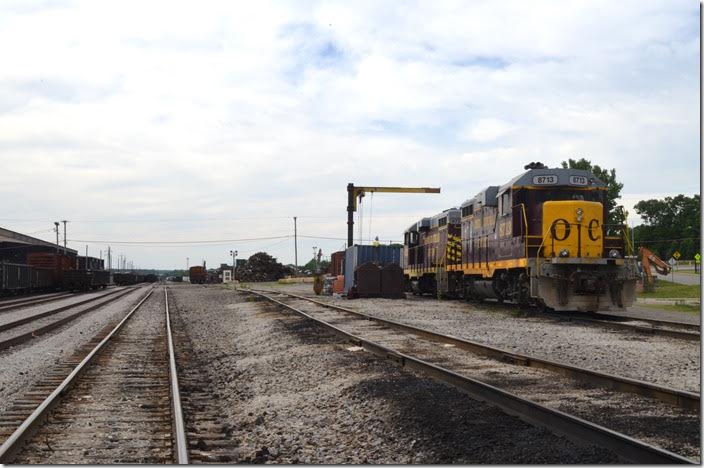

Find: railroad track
532;309;700;341
0;292;77;313
0;286;139;351
167;287;242;463
405;294;700;341
0;287;189;464
245;288;698;464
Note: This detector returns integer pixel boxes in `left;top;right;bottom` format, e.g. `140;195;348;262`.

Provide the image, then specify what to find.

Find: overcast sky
0;0;699;269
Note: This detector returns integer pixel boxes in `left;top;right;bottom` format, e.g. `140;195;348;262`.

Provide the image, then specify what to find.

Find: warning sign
673;251;681;260
695;253;701;263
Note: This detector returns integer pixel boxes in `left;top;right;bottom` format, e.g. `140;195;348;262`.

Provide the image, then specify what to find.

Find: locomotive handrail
534;224;553;264
516;203;528;258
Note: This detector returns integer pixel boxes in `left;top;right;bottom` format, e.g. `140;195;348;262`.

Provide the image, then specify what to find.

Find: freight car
113;273;143;285
62;269;110;291
404;162;638;312
144;274;158;283
189;266;207;284
0;262;56;295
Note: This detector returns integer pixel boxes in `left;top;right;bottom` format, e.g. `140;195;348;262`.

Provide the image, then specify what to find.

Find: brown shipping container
27;253;76;270
329;251;345;276
189;266;207;284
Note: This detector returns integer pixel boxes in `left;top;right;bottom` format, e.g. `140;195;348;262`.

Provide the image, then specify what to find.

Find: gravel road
170;284;617;463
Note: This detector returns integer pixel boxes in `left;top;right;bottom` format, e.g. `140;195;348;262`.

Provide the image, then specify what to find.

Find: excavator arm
639;246;671;291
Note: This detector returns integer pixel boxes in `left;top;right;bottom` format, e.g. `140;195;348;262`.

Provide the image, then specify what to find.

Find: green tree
561;158;625;228
302;257;330;275
633;194;700;259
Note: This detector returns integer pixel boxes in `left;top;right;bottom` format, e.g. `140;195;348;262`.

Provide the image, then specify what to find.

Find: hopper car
189;266;207;284
1;254;111;295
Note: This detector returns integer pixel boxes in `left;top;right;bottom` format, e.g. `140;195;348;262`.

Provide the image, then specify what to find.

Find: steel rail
409;294;700;341
587;311;700;332
0;288;139;351
0;292;74;311
0;287;131;333
246;289;695;464
164;287;189;464
540;312;700;341
251;289;699;411
0;288;155;463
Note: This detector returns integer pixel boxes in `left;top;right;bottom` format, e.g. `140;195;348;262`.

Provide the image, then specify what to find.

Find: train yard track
530;309;700;341
0;287;139;351
403;294;700;341
245;288;698;464
0;292;77;313
167;287;242;463
0;287;189;464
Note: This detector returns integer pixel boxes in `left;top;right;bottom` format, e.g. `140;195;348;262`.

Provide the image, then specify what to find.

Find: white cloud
0;0;697;268
461;118;514;142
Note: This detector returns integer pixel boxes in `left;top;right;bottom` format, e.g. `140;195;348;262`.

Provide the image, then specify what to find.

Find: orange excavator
639;246;671;292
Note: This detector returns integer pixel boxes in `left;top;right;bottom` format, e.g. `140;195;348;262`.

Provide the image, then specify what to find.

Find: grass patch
638;279;700;299
640;303;701;314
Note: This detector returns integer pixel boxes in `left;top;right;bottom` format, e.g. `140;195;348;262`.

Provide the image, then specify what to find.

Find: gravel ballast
271;286;700;393
170;284;618;463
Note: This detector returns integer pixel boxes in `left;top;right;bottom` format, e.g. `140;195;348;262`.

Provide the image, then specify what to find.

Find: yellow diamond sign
673;251;681;259
695;253;701;262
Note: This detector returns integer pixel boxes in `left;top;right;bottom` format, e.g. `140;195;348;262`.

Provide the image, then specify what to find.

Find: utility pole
53;222;59;256
230;250;238;279
186;257;189;270
293;216;298;276
61;220;68;249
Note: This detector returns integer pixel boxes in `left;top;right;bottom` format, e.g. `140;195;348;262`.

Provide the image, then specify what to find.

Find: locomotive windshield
525;189;605;205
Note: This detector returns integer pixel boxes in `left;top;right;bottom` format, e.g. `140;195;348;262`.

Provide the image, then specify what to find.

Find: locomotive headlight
575;208;584;223
608;249;621;259
559;248;570;258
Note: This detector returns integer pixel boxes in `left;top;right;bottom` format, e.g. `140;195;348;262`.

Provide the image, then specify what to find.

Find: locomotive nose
542;200;603;258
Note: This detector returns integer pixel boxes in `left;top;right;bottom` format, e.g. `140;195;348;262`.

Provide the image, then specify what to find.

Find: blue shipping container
344;245;402;295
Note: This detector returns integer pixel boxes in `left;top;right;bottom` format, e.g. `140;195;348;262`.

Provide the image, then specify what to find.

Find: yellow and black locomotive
403;162;638;312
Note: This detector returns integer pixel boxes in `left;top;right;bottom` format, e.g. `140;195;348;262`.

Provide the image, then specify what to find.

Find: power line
0;215;356;223
298;234;402;243
59;233;402;246
66;235;292;245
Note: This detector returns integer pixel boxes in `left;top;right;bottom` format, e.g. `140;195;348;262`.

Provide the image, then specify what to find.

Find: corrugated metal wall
343;245;402;294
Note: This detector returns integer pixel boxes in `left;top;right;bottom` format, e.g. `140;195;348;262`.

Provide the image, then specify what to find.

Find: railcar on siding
403;163;638;312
